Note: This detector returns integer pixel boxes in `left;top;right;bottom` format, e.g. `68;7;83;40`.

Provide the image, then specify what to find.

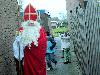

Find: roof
51;21;58;24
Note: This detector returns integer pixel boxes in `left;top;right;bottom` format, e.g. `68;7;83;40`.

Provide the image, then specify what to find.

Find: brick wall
66;0;79;11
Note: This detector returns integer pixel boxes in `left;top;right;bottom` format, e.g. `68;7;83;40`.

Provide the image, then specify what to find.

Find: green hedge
52;27;69;37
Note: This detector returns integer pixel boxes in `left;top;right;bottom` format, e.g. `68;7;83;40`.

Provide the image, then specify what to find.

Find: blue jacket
46;36;56;53
46;41;55;53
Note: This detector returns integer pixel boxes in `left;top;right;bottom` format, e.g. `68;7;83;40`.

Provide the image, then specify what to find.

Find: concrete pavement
47;37;82;75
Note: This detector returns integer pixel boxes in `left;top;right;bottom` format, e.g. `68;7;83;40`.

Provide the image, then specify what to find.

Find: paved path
47;37;82;75
46;49;82;75
47;49;70;75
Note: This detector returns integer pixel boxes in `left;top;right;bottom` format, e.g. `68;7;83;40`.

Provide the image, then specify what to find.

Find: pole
18;41;21;75
17;5;22;75
17;0;23;74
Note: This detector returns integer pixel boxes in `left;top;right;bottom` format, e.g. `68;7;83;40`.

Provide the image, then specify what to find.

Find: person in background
46;31;57;70
61;33;71;64
63;36;71;64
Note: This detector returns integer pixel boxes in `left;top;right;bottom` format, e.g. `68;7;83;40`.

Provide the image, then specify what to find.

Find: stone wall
68;0;100;75
66;0;79;11
0;0;18;75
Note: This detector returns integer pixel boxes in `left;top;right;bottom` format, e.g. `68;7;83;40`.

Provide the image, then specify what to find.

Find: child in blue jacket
46;32;57;70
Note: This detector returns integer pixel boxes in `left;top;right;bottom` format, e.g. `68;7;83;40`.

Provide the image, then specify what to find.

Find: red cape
24;27;47;75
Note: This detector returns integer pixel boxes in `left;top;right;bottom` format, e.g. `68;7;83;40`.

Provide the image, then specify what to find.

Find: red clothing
24;27;47;75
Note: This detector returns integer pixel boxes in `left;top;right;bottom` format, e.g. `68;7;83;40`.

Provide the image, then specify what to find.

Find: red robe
24;27;47;75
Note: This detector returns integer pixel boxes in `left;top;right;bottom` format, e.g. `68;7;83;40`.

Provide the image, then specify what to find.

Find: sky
18;0;67;19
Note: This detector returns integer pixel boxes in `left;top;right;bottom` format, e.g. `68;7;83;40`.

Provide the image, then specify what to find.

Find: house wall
67;0;100;75
0;0;18;75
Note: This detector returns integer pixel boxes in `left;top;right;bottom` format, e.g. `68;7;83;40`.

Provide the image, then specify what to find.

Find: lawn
52;27;69;37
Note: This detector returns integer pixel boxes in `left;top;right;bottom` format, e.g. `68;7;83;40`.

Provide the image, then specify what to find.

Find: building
37;10;51;32
51;21;58;29
66;0;100;75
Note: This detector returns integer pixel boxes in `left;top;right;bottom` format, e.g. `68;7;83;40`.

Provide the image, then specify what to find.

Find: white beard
20;21;41;47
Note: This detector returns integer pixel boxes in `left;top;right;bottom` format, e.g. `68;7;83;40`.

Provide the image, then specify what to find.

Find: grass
52;27;69;37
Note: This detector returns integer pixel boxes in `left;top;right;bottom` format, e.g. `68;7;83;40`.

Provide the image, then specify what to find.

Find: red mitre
23;4;37;21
